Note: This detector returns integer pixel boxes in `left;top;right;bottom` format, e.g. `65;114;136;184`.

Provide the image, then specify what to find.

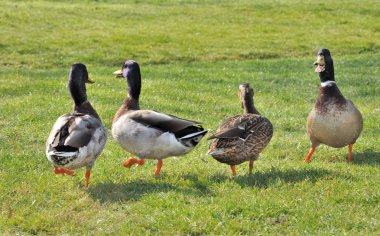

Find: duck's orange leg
123;158;145;168
54;167;76;176
85;168;91;189
249;160;254;174
154;160;163;176
347;144;353;162
230;165;237;176
304;147;316;163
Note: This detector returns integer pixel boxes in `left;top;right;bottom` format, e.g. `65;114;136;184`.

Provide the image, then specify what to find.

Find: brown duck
208;83;273;175
305;49;363;162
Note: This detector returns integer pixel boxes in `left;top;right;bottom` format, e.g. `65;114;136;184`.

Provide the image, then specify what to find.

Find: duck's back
209;114;273;165
46;113;106;169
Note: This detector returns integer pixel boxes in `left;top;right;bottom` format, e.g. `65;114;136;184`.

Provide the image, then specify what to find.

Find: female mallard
305;49;363;162
112;60;207;176
46;64;107;188
208;83;273;175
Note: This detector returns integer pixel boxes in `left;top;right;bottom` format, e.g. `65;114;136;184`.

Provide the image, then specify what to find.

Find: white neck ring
321;81;336;87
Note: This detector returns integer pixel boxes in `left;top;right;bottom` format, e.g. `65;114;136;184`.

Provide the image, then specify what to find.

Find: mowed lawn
0;0;379;234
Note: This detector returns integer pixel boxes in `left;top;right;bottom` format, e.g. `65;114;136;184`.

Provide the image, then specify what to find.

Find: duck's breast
307;100;363;147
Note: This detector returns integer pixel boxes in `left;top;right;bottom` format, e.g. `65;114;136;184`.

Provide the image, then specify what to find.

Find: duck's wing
126;110;202;133
48;113;101;150
208;115;271;140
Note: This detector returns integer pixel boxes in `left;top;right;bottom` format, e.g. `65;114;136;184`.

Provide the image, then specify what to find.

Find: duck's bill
315;64;325;73
86;77;95;83
113;69;123;78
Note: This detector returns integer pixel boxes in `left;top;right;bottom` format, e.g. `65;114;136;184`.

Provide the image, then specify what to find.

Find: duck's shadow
209;167;353;188
351;150;380;166
88;167;351;203
88;174;212;203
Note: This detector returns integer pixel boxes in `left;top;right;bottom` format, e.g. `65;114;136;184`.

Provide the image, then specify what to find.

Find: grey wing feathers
127;110;201;133
48;113;101;149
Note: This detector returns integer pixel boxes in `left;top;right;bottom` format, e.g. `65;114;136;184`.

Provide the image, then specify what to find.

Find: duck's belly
307;102;363;148
112;116;189;159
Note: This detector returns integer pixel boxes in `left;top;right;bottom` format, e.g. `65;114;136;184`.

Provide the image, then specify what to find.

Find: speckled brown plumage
208;83;273;174
208;114;273;165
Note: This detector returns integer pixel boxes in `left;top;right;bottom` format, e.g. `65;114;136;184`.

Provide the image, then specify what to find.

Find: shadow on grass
209;167;348;188
88;175;212;203
88;167;357;203
88;180;176;203
352;150;380;166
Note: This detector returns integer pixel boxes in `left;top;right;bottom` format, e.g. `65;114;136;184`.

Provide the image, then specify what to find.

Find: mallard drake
46;64;107;188
305;49;363;162
112;60;208;176
208;83;273;175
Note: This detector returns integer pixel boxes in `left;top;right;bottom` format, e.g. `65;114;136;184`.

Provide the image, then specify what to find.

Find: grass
0;0;379;234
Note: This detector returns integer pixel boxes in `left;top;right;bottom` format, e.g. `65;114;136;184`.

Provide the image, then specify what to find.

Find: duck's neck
68;77;87;106
319;81;344;99
318;57;335;83
112;75;141;124
74;101;101;120
242;96;260;115
318;67;342;100
127;67;141;101
112;97;139;124
315;80;346;111
68;78;100;120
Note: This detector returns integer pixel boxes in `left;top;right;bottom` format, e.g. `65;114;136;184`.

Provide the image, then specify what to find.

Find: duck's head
68;63;94;105
314;48;334;82
114;60;141;100
238;83;259;114
114;60;140;78
238;82;254;104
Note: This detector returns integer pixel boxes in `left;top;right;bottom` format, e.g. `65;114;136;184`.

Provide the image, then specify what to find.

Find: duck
46;63;107;188
305;49;363;162
208;83;273;176
111;60;208;176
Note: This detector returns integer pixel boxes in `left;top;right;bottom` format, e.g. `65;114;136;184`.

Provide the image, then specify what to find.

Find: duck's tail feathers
179;130;208;140
178;130;208;148
48;151;78;158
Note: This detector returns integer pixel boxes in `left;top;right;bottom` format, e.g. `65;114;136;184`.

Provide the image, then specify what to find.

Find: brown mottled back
208;114;273;165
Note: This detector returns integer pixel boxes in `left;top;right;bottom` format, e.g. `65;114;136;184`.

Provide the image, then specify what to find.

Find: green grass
1;0;379;234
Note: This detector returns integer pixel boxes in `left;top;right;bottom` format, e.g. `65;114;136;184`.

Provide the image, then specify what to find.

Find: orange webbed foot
123;158;145;168
54;167;76;176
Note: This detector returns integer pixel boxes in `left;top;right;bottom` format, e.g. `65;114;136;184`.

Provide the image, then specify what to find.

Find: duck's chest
308;101;362;147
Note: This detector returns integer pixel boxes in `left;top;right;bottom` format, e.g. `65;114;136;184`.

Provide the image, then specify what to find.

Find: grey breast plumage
208;114;273;165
